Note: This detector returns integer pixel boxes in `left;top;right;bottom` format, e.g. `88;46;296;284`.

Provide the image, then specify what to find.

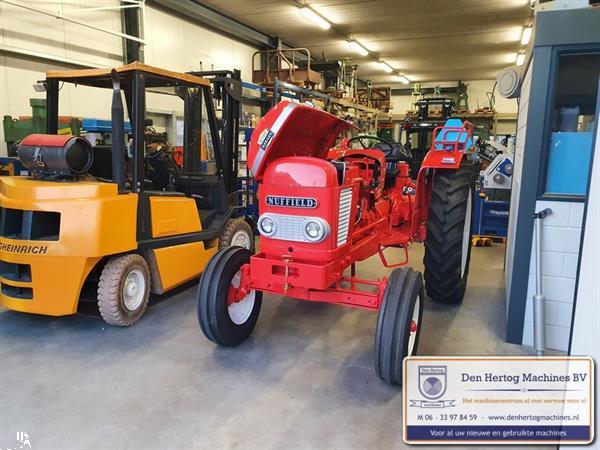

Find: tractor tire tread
197;247;262;346
423;161;475;304
375;267;424;385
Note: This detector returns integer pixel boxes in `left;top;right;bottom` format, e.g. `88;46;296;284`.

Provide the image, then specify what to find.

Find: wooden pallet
472;236;492;247
472;235;506;247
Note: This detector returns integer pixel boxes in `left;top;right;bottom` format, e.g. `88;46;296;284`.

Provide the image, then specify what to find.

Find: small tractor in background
197;101;478;385
0;63;253;326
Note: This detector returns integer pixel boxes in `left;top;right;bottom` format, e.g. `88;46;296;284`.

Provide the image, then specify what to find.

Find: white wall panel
562;100;600;450
0;3;260;155
521;199;584;351
0;1;123;67
0;1;125;155
0;56;115;154
390;79;518;115
144;6;256;81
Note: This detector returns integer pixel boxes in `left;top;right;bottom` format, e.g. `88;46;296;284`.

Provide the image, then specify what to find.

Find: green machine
3;98;80;156
377;124;395;141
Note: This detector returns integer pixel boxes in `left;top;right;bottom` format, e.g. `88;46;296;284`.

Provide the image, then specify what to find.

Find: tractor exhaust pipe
110;69;126;192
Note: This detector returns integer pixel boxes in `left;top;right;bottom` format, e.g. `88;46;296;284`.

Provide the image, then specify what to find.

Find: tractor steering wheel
347;135;395;156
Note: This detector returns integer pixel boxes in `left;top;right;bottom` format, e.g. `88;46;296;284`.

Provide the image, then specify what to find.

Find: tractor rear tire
97;254;151;326
197;247;262;346
219;217;255;252
423;161;475;304
374;267;424;385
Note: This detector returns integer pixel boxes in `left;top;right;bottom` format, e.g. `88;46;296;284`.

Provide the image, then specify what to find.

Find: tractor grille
271;214;309;242
261;213;329;243
0;208;60;241
337;188;352;247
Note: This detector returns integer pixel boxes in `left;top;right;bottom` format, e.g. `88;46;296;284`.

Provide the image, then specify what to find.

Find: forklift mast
188;69;242;195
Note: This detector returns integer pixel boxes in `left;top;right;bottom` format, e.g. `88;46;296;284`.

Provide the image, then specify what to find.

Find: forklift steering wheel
347;135;395;156
145;146;168;160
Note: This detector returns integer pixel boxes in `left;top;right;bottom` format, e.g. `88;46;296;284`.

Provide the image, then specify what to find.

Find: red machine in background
197;102;477;385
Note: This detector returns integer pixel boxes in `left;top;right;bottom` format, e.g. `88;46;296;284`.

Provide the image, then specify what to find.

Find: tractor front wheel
374;267;424;385
424;162;475;304
97;254;151;326
197;247;262;346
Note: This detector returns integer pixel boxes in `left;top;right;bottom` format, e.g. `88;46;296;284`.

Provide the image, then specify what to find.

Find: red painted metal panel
248;101;356;180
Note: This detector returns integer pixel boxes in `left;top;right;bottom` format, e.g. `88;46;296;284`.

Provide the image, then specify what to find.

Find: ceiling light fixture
516;50;526;66
521;25;532;45
378;61;393;73
347;40;369;56
396;74;410;84
298;6;331;30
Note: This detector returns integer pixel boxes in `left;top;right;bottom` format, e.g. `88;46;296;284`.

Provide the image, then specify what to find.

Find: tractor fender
410;155;477;241
419;148;468;171
410;153;470;241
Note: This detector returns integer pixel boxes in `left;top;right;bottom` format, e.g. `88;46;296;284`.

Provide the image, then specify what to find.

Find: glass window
544;52;600;196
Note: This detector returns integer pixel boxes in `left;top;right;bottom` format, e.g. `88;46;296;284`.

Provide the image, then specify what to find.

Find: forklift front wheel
197;247;262;346
374;267;424;385
219;218;255;252
97;254;151;327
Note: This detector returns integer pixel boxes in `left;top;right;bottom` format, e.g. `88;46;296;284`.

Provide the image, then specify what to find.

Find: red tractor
197;102;477;385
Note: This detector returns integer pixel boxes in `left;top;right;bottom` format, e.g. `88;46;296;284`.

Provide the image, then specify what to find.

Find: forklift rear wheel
197;247;262;346
423;162;475;304
374;267;424;385
97;254;151;326
219;218;255;252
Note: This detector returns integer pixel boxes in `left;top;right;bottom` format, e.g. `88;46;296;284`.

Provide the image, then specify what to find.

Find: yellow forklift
0;62;253;326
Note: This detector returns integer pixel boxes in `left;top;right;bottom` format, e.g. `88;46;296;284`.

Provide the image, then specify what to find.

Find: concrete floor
0;244;552;450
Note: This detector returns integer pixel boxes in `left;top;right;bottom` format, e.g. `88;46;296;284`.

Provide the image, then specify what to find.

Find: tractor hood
248;101;356;179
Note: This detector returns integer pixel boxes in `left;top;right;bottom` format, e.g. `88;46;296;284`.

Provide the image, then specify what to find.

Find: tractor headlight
258;215;276;236
303;218;329;242
305;221;321;238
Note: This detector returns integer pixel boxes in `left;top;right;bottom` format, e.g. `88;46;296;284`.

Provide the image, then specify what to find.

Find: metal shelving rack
241;79;391;134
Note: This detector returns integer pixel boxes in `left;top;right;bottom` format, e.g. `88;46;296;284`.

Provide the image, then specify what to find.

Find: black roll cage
44;64;240;196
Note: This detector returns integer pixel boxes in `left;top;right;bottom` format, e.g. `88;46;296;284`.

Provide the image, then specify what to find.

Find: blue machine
473;197;510;237
474;151;513;238
433;118;474;150
82;118;132;133
0;157;28;176
238;127;258;224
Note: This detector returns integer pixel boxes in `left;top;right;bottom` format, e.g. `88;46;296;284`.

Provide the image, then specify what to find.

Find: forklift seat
199;209;217;228
175;172;229;214
89;145;113;179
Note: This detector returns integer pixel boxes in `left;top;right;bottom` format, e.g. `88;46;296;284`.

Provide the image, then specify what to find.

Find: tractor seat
373;143;410;163
372;143;412;188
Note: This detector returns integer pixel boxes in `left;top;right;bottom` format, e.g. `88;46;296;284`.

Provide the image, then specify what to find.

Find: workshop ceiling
197;0;532;85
